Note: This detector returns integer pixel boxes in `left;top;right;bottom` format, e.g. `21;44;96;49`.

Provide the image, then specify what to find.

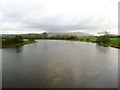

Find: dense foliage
1;33;120;48
2;35;36;48
96;36;110;44
2;35;23;45
27;35;35;41
48;35;79;40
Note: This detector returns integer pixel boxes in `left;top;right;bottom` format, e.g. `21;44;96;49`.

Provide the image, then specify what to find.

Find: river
2;40;118;88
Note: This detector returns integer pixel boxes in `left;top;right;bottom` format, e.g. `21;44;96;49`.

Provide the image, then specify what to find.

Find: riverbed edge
1;41;36;48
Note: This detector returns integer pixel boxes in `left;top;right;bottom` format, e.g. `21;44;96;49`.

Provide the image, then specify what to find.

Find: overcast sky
0;0;119;35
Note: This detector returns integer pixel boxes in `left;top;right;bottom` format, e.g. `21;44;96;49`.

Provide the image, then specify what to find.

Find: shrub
96;36;110;44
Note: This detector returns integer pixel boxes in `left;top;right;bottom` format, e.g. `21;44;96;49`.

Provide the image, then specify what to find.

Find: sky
0;0;119;35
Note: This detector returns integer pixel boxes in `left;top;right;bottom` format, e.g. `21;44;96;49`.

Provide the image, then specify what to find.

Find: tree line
2;35;35;45
2;35;23;45
2;32;115;46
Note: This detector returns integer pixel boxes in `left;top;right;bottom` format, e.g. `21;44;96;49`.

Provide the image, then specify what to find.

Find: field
79;37;97;43
110;38;120;45
79;37;120;48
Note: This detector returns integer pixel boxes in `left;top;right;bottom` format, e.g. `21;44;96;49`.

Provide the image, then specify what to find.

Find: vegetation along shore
1;35;36;48
1;32;120;49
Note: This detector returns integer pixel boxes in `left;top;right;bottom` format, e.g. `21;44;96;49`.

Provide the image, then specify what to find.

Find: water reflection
2;40;118;88
16;47;23;53
96;44;109;52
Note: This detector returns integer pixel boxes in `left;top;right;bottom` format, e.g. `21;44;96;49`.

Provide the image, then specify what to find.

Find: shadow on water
15;47;23;53
96;44;109;52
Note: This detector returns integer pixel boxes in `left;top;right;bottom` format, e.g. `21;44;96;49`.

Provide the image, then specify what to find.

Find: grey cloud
0;0;118;34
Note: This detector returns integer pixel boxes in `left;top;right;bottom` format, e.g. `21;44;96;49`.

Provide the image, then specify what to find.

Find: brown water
2;40;118;88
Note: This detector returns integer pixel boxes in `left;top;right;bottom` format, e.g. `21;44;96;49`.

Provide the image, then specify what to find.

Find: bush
3;35;23;44
96;36;110;44
86;38;89;41
42;32;48;39
27;35;35;41
14;35;23;43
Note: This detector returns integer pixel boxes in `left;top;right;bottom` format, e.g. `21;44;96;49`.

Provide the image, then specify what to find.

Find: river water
2;40;118;88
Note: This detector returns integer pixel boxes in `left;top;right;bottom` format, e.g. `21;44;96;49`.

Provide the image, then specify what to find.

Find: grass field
110;38;120;45
79;37;97;43
79;37;120;48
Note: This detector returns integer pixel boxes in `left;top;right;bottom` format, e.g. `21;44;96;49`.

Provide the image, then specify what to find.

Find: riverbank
78;37;120;49
1;37;120;49
44;37;120;49
2;41;36;48
3;40;118;88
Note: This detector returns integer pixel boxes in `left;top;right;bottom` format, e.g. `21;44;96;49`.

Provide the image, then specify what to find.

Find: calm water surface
2;40;118;88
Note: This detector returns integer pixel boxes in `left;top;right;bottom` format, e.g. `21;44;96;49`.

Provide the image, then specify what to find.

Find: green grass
79;37;120;48
89;37;97;42
110;38;120;46
79;37;97;43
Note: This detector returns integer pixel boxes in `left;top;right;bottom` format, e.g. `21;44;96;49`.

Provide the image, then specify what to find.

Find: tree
86;38;89;42
2;35;23;46
42;32;48;39
28;35;35;41
14;35;23;43
96;36;110;44
80;39;83;41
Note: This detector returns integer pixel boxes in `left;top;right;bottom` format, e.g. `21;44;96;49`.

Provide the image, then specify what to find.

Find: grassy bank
79;37;120;49
2;41;36;48
38;36;120;49
79;37;97;43
2;34;120;49
109;38;120;48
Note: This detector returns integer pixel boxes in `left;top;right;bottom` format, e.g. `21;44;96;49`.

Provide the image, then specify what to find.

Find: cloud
0;0;118;34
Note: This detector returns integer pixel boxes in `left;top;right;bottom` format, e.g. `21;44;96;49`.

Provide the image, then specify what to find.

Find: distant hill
47;32;94;37
2;32;94;38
